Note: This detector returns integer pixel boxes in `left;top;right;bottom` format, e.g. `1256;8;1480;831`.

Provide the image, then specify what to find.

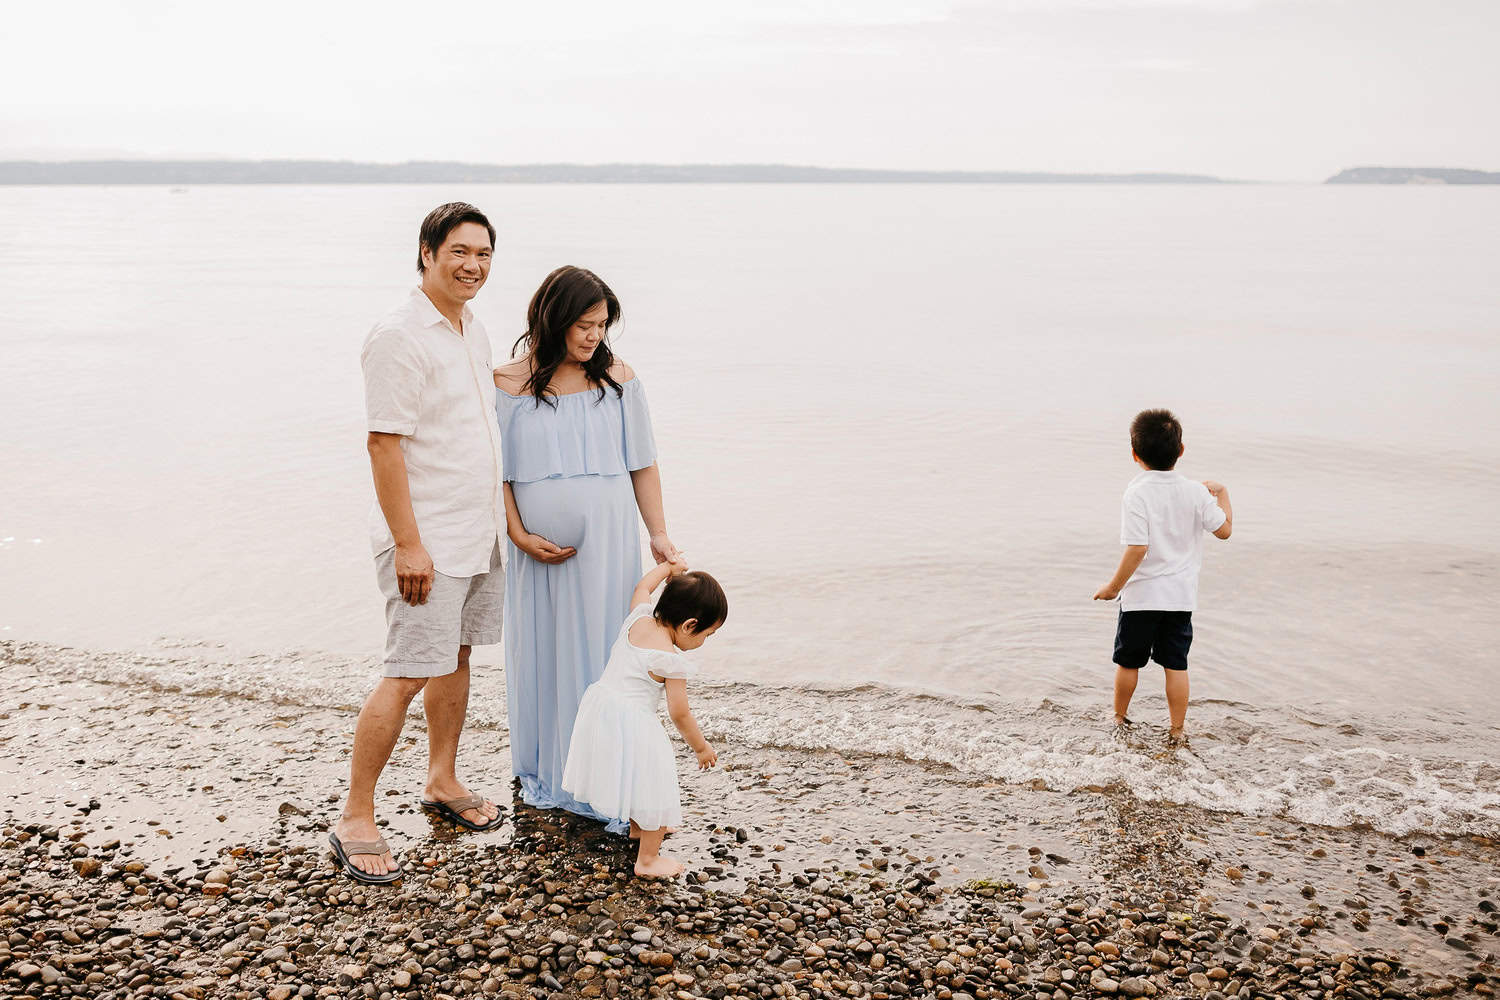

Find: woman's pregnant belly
511;474;635;550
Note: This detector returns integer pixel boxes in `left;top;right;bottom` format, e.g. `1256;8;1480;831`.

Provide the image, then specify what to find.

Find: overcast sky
3;0;1493;181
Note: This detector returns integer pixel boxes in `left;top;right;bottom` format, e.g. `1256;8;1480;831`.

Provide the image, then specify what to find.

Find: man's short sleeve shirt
361;288;505;577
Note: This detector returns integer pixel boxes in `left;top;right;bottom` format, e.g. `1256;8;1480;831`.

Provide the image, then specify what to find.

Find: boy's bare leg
634;827;685;878
1112;666;1139;724
1164;669;1189;737
336;676;429;877
422;645;498;825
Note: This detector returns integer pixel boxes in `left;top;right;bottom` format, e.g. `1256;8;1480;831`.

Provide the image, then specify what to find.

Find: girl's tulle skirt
561;687;683;832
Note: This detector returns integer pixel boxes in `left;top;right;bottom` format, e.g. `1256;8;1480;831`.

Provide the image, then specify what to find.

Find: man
329;203;506;883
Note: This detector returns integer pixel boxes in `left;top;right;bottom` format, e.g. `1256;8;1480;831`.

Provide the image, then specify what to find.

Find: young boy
1093;409;1232;741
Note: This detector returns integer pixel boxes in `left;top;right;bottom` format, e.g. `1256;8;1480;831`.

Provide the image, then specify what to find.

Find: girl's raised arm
631;560;683;609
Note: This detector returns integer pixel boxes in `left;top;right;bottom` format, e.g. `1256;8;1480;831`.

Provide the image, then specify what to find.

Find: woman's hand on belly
512;531;577;565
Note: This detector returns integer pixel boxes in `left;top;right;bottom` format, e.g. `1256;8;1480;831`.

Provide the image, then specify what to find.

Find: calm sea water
2;183;1497;836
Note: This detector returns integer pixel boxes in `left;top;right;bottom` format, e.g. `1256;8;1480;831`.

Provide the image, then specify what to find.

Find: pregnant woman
495;265;682;829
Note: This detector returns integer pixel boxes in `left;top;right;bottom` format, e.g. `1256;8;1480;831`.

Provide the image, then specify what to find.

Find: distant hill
1326;166;1500;185
0;160;1228;185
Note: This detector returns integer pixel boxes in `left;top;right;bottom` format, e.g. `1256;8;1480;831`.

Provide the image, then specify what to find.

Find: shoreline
2;643;1498;998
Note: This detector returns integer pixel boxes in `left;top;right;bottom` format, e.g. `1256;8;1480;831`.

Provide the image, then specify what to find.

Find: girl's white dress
561;603;699;831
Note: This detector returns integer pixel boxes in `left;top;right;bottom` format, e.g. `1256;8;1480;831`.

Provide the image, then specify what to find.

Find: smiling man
329;203;507;884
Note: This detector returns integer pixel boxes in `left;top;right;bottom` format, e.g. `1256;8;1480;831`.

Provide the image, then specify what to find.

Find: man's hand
1093;584;1121;601
1202;480;1227;497
395;542;436;606
516;532;577;565
695;743;718;769
650;532;684;566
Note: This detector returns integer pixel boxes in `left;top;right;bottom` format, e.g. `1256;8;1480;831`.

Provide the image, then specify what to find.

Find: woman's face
565;300;610;364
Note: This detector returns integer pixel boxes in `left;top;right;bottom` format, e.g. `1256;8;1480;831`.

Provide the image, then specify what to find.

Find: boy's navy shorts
1113;609;1193;671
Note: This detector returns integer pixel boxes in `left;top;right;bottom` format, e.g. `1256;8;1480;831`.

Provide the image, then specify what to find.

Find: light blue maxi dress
496;378;657;832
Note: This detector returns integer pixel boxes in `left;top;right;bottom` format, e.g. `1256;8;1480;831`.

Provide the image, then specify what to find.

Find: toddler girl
562;561;727;877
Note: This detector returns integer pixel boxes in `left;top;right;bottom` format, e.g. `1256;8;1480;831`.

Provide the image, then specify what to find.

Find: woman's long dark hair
511;266;624;406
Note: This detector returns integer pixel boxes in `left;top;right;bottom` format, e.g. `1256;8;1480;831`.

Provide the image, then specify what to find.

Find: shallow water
1;182;1497;837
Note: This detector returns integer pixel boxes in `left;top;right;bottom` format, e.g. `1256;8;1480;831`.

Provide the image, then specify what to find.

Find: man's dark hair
417;202;495;274
1130;408;1183;470
654;571;728;634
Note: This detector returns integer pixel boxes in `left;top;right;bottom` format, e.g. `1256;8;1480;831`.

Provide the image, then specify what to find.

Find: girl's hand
694;744;718;769
517;532;577;565
1093;584;1120;601
650;532;684;567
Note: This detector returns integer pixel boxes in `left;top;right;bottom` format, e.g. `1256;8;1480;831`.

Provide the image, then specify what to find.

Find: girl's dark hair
417;202;495;274
654;571;728;634
1130;408;1183;470
511;266;623;406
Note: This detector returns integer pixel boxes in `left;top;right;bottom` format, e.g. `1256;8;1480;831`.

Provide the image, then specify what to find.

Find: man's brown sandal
327;831;403;885
420;794;503;832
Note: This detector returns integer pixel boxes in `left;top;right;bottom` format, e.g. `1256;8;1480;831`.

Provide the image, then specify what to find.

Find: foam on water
13;640;1498;842
696;680;1500;839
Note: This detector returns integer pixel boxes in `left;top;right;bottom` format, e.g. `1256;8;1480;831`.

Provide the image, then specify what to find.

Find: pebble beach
3;641;1498;1000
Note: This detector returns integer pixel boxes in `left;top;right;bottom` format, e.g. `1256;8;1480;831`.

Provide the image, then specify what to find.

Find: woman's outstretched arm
630;463;682;565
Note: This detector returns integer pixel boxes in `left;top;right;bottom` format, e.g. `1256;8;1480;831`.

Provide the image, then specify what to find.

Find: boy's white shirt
1118;470;1227;612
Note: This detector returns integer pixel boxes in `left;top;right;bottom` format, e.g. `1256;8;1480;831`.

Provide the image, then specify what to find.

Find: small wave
6;640;1498;840
699;683;1500;839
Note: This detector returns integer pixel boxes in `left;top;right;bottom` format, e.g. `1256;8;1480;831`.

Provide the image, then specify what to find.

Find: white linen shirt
361;288;505;577
1118;470;1227;612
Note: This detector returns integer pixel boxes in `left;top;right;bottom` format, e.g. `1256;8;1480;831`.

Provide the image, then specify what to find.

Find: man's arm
368;432;434;605
1094;545;1148;601
1202;481;1233;539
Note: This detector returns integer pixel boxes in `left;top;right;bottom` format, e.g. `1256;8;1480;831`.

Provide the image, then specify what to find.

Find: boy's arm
630;561;685;609
1203;481;1233;539
1094;546;1148;601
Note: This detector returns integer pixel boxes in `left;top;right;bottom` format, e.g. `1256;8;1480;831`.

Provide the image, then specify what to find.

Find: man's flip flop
420;794;503;832
327;831;403;885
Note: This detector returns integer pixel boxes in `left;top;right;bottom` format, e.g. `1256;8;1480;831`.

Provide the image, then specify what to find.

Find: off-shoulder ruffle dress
495;379;657;830
562;603;699;831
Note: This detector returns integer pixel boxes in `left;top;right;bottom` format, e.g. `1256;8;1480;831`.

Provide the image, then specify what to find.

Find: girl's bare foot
634;855;685;878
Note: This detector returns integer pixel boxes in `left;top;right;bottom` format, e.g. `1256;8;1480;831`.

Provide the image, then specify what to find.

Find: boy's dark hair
417;202;495;274
654;571;728;633
1130;408;1183;470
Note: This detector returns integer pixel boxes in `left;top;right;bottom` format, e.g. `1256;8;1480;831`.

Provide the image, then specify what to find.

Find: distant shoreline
1325;166;1500;184
0;159;1231;185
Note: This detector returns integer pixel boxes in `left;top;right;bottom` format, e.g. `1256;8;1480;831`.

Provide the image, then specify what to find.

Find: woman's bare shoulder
608;357;636;382
493;357;532;394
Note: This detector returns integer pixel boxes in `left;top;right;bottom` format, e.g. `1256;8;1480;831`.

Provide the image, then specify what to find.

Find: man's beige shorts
374;545;503;678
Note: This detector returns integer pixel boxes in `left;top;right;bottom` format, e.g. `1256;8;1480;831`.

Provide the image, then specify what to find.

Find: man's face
423;221;492;303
